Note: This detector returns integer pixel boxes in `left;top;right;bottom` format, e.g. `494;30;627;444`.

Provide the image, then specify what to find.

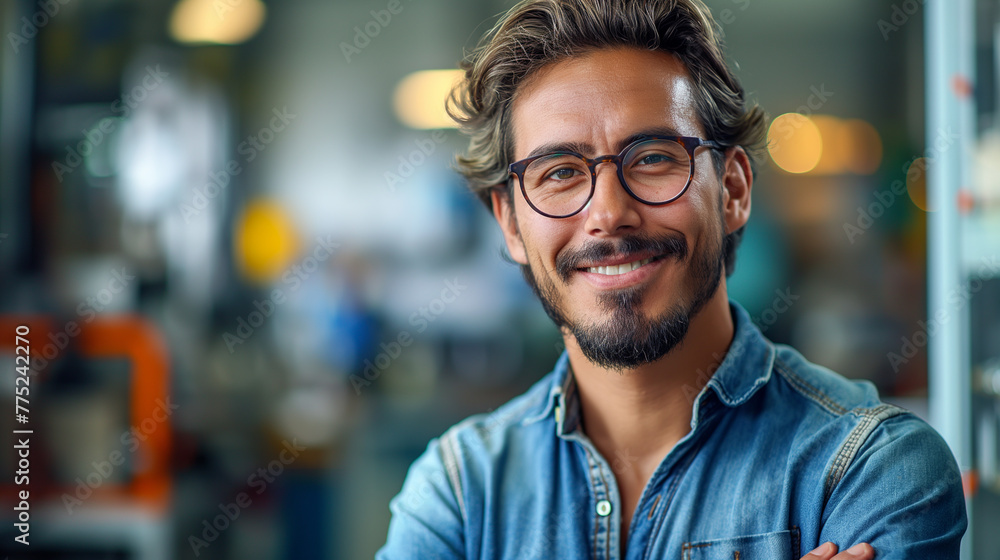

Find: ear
721;146;752;235
491;187;528;265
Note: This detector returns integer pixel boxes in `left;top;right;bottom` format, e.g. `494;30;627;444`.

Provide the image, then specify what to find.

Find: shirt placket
583;443;618;560
559;398;622;560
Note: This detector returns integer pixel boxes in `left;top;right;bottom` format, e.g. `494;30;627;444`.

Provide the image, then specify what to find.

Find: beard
520;229;725;372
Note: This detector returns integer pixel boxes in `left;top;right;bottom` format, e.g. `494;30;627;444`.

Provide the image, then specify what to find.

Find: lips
584;257;656;276
556;235;687;283
573;253;668;290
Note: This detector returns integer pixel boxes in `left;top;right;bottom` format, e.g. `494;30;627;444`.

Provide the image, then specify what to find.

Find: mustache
555;233;688;283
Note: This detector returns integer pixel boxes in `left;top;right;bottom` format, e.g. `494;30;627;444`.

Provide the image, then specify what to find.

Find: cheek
686;177;724;226
652;185;721;255
520;217;576;269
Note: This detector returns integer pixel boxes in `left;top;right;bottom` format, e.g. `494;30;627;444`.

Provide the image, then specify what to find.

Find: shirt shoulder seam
438;429;468;524
773;358;848;417
822;403;908;506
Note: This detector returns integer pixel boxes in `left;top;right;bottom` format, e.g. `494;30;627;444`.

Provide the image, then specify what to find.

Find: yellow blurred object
768;113;823;174
906;157;933;212
234;200;301;284
843;119;883;175
393;70;464;129
810;116;850;175
169;0;266;45
768;114;882;176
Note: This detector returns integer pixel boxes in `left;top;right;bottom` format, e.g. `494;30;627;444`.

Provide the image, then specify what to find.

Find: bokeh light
393;69;464;129
844;119;883;175
234;199;301;284
169;0;267;45
906;157;933;212
767;113;823;174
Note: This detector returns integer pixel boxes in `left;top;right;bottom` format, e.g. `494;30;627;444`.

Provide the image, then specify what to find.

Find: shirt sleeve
376;436;467;560
818;413;967;559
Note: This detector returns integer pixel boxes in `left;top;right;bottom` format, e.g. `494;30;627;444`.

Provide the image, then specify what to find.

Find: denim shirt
377;301;967;559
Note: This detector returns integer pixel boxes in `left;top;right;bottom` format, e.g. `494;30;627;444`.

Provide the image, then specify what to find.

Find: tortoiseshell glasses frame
507;135;724;219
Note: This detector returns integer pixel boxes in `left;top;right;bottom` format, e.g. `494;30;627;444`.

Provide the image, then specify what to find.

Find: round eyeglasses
507;135;724;218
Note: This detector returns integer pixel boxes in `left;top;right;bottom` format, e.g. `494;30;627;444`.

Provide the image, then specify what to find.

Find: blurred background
0;0;998;558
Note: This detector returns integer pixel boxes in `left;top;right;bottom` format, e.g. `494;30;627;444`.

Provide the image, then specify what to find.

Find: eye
636;153;678;166
546;167;582;181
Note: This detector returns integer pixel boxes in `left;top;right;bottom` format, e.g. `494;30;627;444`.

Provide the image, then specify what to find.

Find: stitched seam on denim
717;368;770;406
682;542;711;560
647;495;661;520
791;525;800;558
439;430;467;524
824;412;875;503
642;443;703;560
774;360;846;416
822;404;906;506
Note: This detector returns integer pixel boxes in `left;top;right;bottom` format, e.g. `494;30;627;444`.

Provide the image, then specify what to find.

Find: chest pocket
681;528;800;560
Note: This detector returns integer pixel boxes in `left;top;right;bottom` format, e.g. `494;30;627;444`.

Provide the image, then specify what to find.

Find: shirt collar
702;300;776;407
522;300;775;434
523;351;577;435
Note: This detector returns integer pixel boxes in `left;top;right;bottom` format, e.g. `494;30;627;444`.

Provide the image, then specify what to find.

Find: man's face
495;47;745;371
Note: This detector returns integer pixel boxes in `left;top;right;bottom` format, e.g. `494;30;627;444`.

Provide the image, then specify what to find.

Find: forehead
510;47;703;160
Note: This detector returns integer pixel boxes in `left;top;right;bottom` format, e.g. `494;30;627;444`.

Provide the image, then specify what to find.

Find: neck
564;284;735;468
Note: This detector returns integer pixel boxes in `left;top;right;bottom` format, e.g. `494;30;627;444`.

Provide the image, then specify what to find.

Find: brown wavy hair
447;0;767;276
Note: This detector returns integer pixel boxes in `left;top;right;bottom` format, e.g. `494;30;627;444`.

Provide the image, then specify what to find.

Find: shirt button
596;500;612;516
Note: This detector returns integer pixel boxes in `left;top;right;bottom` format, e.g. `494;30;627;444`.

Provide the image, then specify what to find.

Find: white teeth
586;258;652;276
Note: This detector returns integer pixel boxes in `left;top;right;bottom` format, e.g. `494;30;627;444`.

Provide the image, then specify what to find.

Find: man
377;0;967;558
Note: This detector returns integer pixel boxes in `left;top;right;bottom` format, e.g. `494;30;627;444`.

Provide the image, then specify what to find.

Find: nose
582;160;641;236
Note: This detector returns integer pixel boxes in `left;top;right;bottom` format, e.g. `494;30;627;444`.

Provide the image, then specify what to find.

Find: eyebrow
521;126;686;160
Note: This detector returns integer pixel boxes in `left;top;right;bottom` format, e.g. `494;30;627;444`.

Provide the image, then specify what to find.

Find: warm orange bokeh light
393;70;464;129
906;157;933;212
768;113;823;174
844;119;883;175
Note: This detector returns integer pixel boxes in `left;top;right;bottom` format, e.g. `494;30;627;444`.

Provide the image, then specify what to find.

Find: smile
584;257;658;276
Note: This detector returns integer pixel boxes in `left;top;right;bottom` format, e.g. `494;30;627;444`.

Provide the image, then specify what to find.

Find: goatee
520;232;724;371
